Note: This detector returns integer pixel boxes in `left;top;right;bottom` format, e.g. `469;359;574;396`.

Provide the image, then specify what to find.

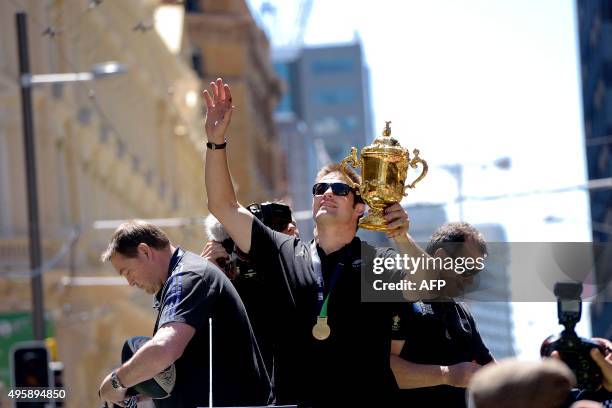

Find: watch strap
111;370;126;389
206;140;227;150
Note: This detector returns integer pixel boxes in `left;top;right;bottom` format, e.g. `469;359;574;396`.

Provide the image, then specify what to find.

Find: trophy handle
340;147;361;192
404;149;428;193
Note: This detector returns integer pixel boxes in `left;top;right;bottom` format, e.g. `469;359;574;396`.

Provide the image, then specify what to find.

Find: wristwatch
206;140;227;150
110;370;126;389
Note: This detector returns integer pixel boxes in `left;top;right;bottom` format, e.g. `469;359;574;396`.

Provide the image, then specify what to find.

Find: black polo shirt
231;263;276;388
249;218;405;407
152;248;272;408
391;300;493;407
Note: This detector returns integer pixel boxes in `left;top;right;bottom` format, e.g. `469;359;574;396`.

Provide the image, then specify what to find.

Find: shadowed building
576;0;612;339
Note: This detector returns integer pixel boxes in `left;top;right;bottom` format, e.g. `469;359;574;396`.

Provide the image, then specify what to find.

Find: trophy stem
358;207;390;231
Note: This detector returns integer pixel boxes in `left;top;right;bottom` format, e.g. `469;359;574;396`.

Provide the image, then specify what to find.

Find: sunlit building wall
184;0;285;205
0;1;280;406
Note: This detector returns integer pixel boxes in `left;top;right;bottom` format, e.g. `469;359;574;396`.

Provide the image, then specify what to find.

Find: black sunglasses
461;266;484;278
312;182;354;196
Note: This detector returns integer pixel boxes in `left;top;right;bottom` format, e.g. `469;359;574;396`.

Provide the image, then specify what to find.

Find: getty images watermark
361;242;612;303
370;253;485;292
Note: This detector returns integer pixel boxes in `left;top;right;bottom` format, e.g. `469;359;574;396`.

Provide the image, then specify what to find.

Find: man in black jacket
97;220;271;407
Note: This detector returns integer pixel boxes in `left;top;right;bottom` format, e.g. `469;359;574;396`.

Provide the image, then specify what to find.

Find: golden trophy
340;121;428;231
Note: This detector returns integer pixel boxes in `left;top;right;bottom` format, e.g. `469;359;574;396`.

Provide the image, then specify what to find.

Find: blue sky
248;0;594;360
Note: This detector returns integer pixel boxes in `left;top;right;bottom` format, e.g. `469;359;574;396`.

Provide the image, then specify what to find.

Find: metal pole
457;164;464;221
16;12;46;340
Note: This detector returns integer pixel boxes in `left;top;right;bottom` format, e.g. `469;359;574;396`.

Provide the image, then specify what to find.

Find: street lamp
21;61;127;86
440;157;512;221
16;12;127;340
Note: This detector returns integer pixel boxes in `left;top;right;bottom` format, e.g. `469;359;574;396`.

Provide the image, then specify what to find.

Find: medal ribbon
309;241;349;319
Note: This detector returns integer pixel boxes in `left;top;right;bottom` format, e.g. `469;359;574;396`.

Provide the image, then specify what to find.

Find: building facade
576;0;612;339
184;0;285;205
298;43;374;164
0;0;281;405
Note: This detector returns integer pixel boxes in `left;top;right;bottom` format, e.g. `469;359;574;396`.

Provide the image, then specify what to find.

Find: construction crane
257;0;313;48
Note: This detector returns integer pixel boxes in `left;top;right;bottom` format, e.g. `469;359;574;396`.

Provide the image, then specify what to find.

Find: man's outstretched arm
203;78;253;253
384;203;439;300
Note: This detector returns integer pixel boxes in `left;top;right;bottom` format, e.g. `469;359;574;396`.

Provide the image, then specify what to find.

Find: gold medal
312;316;331;340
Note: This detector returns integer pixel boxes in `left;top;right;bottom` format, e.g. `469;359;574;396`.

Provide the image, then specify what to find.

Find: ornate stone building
0;0;282;406
184;0;285;204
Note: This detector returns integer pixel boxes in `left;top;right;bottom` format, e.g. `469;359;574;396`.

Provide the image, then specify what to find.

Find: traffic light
10;341;51;407
10;341;50;388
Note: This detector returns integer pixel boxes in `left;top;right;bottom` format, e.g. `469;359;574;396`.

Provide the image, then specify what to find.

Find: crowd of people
97;78;612;408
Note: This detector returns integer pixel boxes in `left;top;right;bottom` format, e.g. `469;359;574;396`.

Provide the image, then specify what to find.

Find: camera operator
540;282;612;405
551;337;612;406
466;341;612;408
201;202;298;383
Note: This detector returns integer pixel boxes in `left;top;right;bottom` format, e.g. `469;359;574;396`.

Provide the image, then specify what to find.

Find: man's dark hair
316;163;361;185
101;220;170;262
426;222;487;257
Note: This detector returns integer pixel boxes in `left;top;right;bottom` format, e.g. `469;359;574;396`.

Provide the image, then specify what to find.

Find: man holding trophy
203;78;433;407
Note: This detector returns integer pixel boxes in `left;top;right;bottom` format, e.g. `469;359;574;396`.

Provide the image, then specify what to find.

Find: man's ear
355;202;366;217
434;248;447;258
137;243;151;260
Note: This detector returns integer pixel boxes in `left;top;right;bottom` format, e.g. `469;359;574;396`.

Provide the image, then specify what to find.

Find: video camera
204;202;293;279
540;282;605;391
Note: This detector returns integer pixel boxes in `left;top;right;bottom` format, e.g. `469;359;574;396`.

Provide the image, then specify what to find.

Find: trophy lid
362;121;408;155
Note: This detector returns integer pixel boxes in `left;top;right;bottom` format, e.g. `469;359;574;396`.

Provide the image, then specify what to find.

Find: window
603;62;612;84
601;2;612;21
312;88;356;106
311;59;354;75
593;80;606;111
77;107;92;125
274;62;298;114
99;126;110;143
185;0;202;13
145;169;153;185
116;139;126;158
131;154;140;172
337;115;359;132
191;48;204;78
51;83;63;99
597;143;610;174
312;115;360;136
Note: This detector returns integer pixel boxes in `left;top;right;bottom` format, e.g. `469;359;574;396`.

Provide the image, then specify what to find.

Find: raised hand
201;241;230;267
203;78;234;143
